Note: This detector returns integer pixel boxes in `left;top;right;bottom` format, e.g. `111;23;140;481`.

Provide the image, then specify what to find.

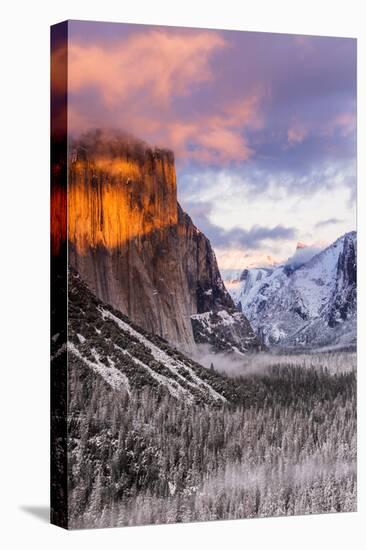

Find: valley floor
67;351;356;528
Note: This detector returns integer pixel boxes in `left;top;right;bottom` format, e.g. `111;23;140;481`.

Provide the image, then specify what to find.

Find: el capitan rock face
67;131;260;353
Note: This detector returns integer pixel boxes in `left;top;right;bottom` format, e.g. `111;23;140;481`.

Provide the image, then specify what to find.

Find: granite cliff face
328;232;357;328
67;131;260;353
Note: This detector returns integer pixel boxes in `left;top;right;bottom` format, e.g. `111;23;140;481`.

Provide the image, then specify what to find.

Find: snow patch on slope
68;342;131;394
100;308;226;403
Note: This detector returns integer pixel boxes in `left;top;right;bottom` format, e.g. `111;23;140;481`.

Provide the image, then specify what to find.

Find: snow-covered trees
67;356;356;528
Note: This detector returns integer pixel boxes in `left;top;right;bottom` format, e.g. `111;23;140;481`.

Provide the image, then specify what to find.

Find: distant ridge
224;232;357;349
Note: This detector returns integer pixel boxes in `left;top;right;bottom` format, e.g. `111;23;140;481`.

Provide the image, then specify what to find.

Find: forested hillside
58;269;356;528
67;347;356;527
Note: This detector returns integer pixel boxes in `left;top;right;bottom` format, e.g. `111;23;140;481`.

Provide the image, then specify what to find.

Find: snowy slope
63;268;249;405
229;268;274;306
225;232;357;349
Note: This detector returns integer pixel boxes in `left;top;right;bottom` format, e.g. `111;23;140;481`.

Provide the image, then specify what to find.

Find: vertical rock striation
328;232;357;328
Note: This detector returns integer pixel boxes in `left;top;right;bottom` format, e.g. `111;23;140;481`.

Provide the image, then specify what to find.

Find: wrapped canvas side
51;21;68;529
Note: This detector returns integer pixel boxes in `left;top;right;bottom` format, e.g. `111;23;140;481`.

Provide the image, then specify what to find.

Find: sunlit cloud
287;125;307;146
167;95;264;163
68;29;264;164
323;111;356;137
68;30;226;106
66;21;356;268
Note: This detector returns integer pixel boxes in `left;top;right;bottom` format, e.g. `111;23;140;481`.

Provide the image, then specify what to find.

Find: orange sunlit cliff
52;131;259;352
68;151;177;253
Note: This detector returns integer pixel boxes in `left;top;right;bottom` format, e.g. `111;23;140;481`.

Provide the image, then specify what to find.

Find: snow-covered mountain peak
224;231;356;349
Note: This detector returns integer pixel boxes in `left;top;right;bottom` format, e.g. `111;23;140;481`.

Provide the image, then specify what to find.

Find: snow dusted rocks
191;310;262;353
67;268;246;405
224;232;357;349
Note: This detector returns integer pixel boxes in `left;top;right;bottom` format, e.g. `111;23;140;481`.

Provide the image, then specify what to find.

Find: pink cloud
68;30;265;165
287;125;307;145
328;112;356;137
68;30;226;106
286;111;356;147
162;94;263;164
216;248;279;270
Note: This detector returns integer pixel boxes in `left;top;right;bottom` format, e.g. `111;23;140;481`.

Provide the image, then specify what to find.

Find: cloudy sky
66;20;356;269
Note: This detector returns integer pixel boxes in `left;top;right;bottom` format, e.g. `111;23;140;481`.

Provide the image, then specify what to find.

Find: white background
0;0;364;548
